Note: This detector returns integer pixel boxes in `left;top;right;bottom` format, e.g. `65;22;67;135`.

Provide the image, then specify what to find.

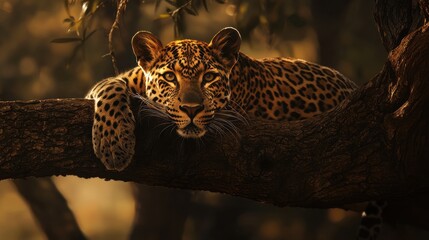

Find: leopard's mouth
177;123;206;138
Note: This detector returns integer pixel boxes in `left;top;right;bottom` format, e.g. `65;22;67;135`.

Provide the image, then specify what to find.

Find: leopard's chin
177;124;206;138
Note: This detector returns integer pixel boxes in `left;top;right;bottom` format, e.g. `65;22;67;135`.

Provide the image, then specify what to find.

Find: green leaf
50;37;82;43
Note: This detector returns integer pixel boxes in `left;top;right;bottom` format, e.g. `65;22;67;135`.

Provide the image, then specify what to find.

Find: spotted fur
86;28;357;170
86;26;383;240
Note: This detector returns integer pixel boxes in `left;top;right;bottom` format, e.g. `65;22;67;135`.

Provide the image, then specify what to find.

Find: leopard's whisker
158;123;176;137
222;105;249;125
228;100;248;117
210;118;240;144
207;122;226;141
215;111;248;125
214;118;241;138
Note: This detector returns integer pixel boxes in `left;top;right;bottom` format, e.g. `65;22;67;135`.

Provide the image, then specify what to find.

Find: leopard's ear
209;27;241;70
132;31;163;71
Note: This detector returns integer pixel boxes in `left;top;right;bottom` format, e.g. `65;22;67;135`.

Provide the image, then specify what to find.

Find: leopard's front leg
86;78;135;171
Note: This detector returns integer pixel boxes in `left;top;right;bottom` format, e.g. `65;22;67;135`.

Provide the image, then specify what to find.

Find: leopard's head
132;27;241;138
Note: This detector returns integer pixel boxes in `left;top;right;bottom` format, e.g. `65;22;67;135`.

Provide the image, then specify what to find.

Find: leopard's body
230;54;356;120
86;28;380;239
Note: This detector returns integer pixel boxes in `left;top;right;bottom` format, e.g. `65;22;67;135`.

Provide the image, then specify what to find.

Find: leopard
86;27;382;240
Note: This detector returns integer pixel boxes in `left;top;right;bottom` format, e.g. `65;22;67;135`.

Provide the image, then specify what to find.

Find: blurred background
0;0;406;239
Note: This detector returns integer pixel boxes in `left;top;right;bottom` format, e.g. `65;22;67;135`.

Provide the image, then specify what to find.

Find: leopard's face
144;41;232;138
132;28;241;138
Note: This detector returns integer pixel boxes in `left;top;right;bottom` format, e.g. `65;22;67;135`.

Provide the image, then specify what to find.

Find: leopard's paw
92;104;136;171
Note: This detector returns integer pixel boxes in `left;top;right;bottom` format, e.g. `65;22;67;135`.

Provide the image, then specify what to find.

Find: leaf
155;0;162;10
73;20;83;36
64;0;70;16
50;37;82;43
66;24;76;33
202;0;209;12
88;0;100;13
63;18;72;23
64;0;72;16
63;16;76;25
81;1;89;17
157;13;171;19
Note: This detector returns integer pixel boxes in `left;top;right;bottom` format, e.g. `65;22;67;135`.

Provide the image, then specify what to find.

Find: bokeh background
0;0;416;239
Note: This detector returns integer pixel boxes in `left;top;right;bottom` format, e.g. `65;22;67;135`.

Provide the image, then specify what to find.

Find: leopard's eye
203;72;216;82
163;72;176;82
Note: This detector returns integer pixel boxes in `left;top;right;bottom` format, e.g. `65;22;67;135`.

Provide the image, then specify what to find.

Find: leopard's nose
179;104;204;119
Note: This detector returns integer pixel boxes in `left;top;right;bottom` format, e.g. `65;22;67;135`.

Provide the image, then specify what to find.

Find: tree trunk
310;0;351;67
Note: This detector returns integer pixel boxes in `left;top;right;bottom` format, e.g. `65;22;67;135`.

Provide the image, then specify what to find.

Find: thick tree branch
1;23;429;211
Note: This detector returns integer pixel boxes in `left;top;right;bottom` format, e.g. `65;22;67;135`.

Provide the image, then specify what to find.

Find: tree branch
13;178;87;240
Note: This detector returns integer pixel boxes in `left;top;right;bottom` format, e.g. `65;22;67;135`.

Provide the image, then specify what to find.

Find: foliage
59;0;309;38
54;0;310;68
51;0;102;64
